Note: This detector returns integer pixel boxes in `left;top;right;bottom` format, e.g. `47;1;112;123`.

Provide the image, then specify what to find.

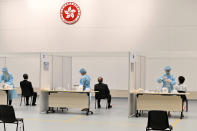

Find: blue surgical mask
166;71;170;75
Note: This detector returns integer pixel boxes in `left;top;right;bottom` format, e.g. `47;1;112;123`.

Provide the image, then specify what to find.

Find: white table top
130;91;189;95
41;89;98;93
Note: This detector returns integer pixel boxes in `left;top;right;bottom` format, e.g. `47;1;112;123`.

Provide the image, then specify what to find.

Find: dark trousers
97;95;111;107
26;92;37;105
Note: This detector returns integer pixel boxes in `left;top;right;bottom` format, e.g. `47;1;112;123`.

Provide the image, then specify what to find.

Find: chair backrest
20;86;25;96
147;110;170;130
95;84;109;99
0;105;17;123
20;81;32;97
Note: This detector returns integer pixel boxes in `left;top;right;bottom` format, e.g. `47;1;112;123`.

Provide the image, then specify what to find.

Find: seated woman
175;76;188;111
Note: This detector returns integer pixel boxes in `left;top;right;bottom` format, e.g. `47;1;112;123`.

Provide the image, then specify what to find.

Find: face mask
166;71;170;75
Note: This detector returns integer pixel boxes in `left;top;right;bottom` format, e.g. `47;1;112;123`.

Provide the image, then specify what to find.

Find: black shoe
26;104;30;106
98;106;101;109
108;105;112;108
81;108;88;111
32;104;36;106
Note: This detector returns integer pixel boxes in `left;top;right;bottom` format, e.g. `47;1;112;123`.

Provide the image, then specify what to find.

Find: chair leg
95;99;97;109
24;97;26;105
4;123;6;131
30;96;33;106
20;96;22;106
22;120;25;131
106;99;108;109
16;122;18;131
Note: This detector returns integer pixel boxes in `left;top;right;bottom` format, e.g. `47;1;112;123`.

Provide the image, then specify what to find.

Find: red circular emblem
60;2;81;24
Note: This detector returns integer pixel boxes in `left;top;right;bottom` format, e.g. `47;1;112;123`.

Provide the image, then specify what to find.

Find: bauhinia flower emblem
60;2;81;24
65;6;76;19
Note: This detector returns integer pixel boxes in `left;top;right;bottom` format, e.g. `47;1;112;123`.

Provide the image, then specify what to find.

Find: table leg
6;90;8;105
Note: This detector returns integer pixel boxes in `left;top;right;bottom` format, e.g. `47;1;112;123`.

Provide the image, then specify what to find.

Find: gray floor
0;97;197;131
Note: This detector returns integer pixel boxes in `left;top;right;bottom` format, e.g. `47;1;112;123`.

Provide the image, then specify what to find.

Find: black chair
0;105;24;131
20;88;33;106
146;111;173;131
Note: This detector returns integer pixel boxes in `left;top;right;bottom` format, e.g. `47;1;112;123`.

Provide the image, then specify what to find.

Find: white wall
5;55;40;88
0;57;6;69
72;56;129;90
145;56;197;91
1;0;197;52
1;53;130;91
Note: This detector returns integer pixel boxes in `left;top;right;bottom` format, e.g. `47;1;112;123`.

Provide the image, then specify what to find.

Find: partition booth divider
39;54;96;115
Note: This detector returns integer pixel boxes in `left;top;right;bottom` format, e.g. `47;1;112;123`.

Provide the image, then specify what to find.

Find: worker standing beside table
79;68;91;91
0;67;17;105
79;68;91;111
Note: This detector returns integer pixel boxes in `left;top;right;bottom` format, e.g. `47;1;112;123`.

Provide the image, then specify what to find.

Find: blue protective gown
157;74;176;93
80;75;91;91
0;72;17;100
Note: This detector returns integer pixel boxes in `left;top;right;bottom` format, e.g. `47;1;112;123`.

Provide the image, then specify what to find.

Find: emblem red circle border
60;2;81;24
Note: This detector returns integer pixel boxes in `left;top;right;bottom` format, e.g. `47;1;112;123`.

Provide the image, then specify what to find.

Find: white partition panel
52;56;63;89
41;55;72;90
63;57;72;90
40;55;53;90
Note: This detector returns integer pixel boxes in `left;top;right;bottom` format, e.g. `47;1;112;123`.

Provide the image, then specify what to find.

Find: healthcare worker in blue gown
79;68;91;111
157;66;176;93
0;67;17;105
79;68;91;91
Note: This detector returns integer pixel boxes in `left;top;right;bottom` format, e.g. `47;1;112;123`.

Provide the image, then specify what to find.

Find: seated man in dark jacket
20;74;37;106
94;77;112;108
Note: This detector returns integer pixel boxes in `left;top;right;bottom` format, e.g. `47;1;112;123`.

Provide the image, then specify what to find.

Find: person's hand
162;76;167;80
166;79;172;83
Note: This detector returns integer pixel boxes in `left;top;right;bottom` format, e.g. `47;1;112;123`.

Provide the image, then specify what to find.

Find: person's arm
94;84;97;91
175;84;178;90
29;82;34;93
106;84;110;94
157;76;164;83
6;74;14;85
20;81;22;88
80;77;87;90
183;85;187;92
170;76;176;86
